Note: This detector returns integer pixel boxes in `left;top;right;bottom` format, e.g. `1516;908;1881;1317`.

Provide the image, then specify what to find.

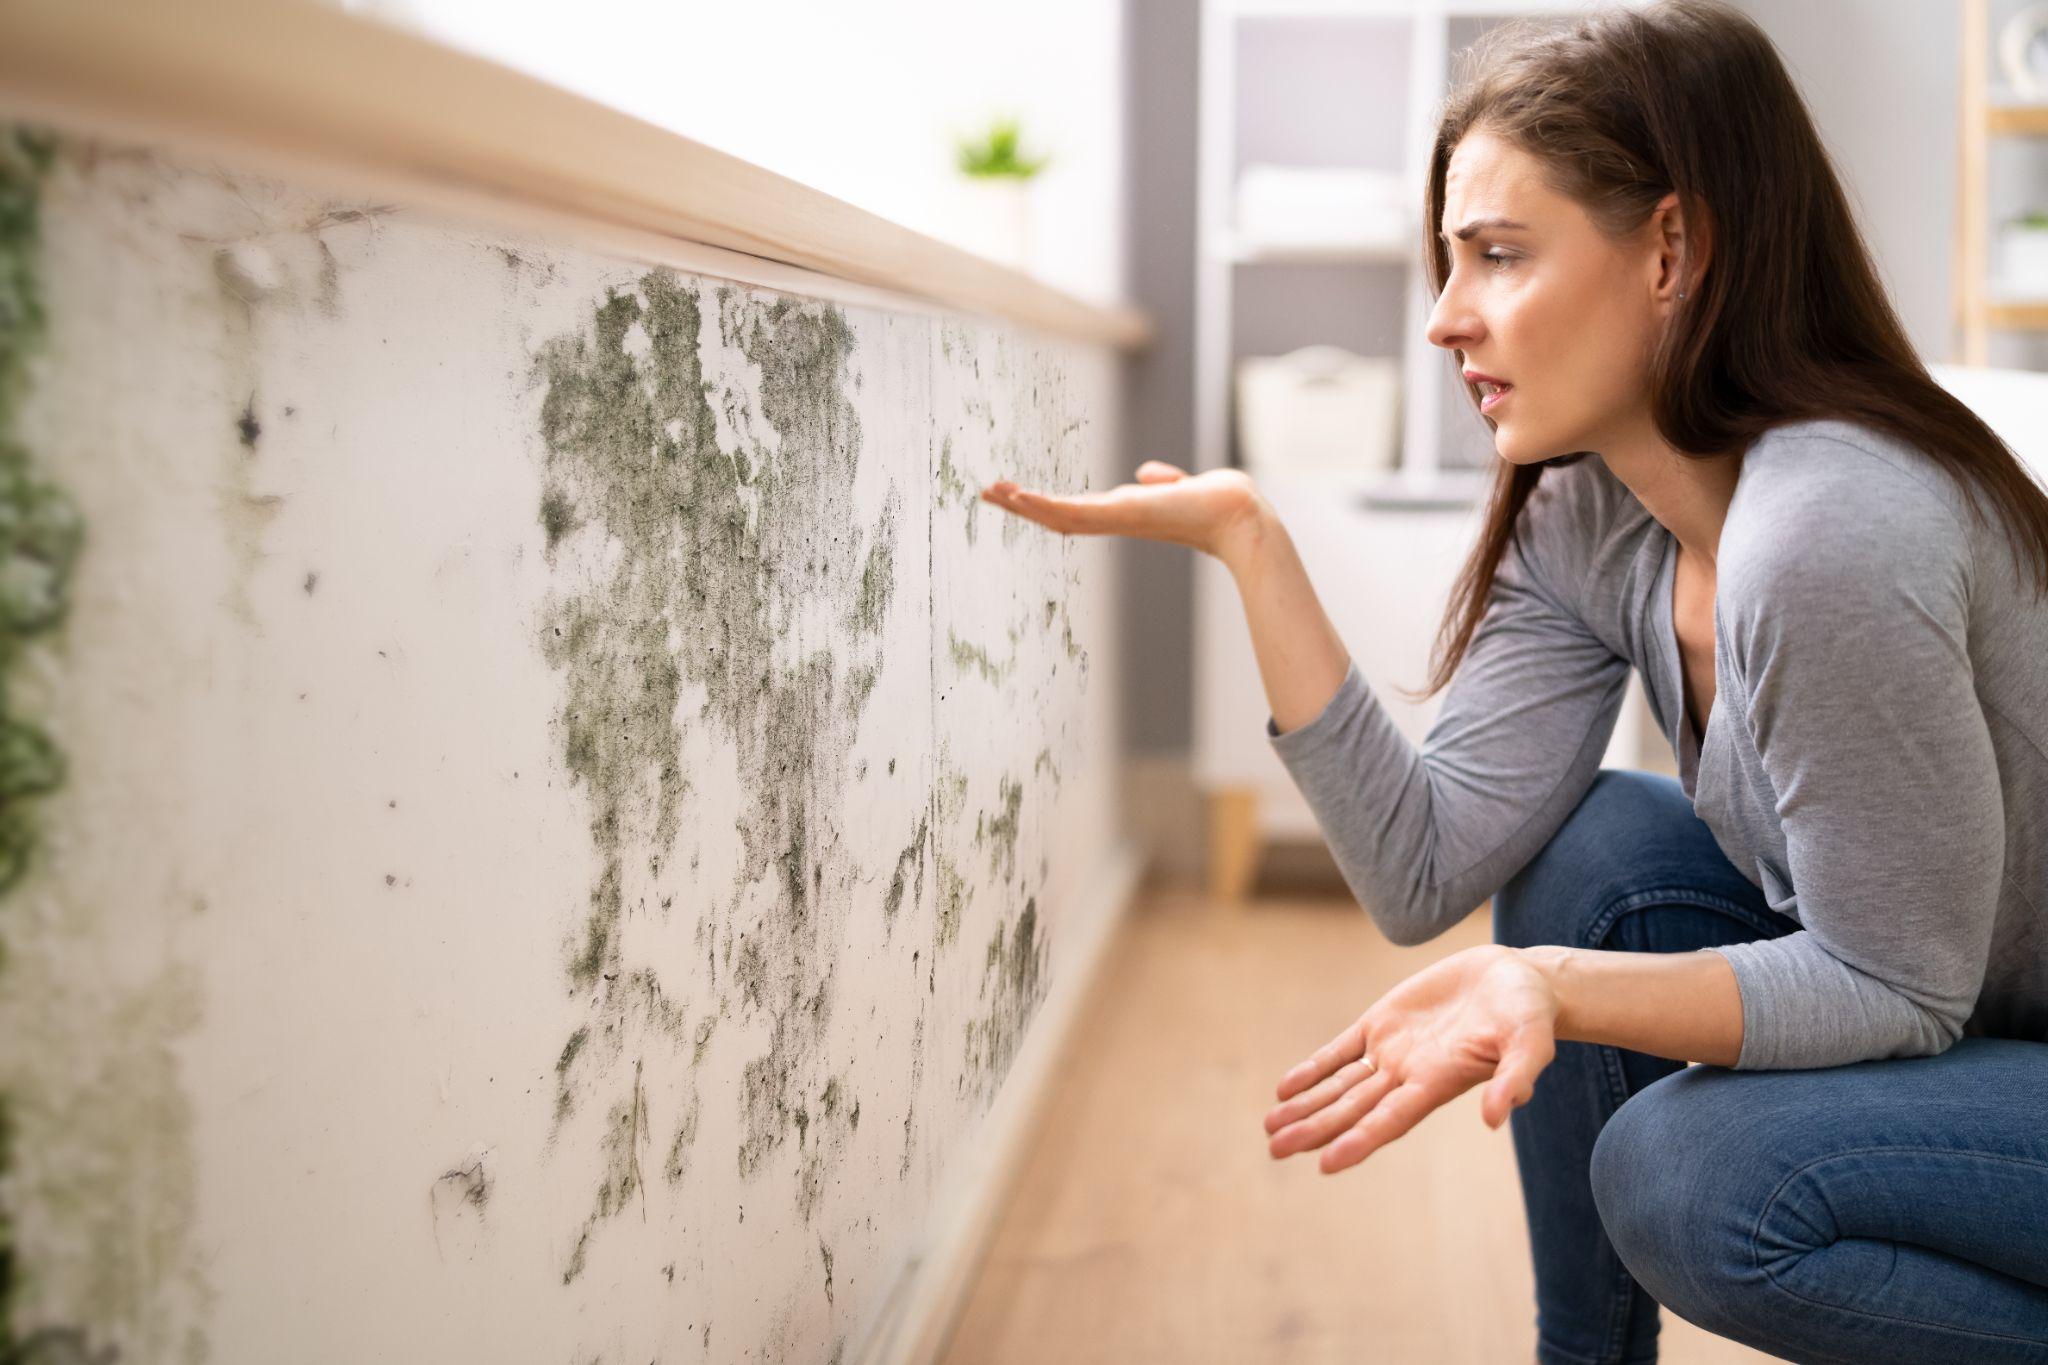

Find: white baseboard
853;838;1149;1365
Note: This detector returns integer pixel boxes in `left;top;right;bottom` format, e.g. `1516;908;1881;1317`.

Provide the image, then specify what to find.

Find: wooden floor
940;871;1776;1364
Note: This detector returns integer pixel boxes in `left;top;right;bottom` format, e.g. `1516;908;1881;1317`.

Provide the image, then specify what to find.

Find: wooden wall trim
0;0;1153;351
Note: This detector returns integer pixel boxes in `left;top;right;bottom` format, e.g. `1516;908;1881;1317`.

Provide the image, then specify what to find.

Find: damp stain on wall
535;269;906;1279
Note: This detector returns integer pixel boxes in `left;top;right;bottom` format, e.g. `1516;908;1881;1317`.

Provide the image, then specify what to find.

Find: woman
981;2;2048;1362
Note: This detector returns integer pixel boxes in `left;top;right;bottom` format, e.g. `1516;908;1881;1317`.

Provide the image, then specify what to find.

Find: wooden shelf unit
1955;0;2048;362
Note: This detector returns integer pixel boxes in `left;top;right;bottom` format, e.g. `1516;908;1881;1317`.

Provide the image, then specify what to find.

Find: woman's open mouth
1478;380;1513;412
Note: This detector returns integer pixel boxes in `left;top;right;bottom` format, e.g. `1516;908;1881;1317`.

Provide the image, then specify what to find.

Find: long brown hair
1406;0;2048;702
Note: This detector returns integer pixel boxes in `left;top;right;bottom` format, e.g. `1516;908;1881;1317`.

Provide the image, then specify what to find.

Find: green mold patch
899;1014;925;1179
961;898;1048;1102
549;970;687;1127
946;627;1015;686
974;774;1023;883
660;1086;701;1186
563;1059;650;1285
881;814;928;931
847;491;898;638
928;743;972;953
0;126;95;1364
933;434;982;545
0;131;81;901
535;270;902;1265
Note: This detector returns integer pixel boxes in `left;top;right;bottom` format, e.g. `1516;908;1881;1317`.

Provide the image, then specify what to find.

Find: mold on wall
0;127;166;1365
0;128;1124;1364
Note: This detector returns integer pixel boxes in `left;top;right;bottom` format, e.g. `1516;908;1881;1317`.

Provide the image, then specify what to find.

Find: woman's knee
1491;768;1695;950
1589;1067;1769;1337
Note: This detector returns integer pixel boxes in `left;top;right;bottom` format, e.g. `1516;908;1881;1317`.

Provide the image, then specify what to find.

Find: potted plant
952;115;1050;271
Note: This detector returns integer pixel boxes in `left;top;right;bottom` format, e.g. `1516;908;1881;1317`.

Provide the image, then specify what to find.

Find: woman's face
1426;129;1679;465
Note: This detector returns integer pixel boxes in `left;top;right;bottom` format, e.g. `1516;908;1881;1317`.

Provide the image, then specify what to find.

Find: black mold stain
975;775;1023;883
235;395;261;449
900;1014;924;1179
564;1057;650;1284
962;897;1048;1101
536;270;900;1268
3;1326;118;1365
314;235;342;317
929;744;971;953
661;1087;701;1185
881;814;929;929
537;488;578;553
553;1026;589;1122
848;490;898;638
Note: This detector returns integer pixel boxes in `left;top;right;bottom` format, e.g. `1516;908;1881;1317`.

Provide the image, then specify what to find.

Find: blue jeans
1491;768;2048;1365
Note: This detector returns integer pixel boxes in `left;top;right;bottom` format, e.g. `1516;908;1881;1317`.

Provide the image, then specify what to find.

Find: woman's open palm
1263;945;1560;1174
980;461;1264;562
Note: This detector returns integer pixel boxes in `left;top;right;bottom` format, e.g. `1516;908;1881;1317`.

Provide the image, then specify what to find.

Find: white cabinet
1190;0;1664;899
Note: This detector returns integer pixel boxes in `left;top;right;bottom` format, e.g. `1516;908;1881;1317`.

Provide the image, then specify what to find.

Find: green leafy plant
2010;209;2048;229
955;117;1050;180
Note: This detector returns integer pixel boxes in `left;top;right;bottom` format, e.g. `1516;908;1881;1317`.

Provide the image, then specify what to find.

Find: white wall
345;0;1130;309
0;130;1128;1364
1733;0;1960;366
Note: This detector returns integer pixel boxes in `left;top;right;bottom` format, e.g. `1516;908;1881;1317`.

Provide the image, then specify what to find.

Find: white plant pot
954;178;1033;272
1999;223;2048;295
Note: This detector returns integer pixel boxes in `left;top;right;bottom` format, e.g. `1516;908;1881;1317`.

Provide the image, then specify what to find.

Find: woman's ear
1651;190;1711;305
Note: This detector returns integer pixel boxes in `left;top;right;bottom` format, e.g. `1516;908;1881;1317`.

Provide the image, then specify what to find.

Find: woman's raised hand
980;460;1269;567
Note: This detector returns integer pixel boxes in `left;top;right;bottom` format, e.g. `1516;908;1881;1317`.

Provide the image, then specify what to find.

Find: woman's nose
1426;292;1480;353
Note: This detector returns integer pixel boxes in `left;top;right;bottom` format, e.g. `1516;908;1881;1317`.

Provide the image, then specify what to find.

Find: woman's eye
1483;250;1515;270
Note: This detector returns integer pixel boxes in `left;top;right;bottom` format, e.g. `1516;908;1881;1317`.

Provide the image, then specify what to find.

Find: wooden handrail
0;0;1152;350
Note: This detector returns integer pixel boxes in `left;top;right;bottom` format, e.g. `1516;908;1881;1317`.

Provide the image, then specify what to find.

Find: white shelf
1219;232;1416;264
1191;0;1666;865
1359;466;1492;508
1227;0;1619;18
1984;279;2048;306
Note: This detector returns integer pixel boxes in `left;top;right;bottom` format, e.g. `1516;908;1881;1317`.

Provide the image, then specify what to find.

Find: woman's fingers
1274;1015;1371;1101
1268;1065;1400;1159
1134;460;1187;483
978;482;1132;537
1320;1082;1441;1174
1262;1054;1377;1135
1481;1020;1557;1130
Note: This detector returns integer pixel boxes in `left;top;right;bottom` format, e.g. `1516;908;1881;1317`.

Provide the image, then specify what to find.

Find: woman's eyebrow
1442;216;1530;242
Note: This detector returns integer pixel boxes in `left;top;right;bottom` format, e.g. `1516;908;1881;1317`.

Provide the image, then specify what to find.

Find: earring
1678;290;1688;300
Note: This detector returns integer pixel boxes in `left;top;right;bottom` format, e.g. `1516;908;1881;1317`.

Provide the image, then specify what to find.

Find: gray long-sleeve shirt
1266;417;2048;1070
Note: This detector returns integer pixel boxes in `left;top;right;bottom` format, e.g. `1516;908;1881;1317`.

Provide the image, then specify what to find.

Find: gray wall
1117;0;1970;758
1118;0;1203;755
